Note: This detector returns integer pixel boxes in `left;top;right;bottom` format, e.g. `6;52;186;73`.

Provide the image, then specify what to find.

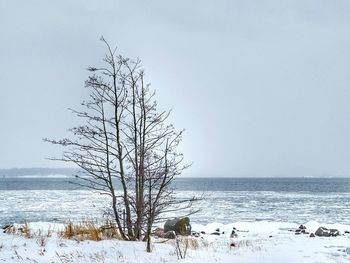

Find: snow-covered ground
1;221;350;263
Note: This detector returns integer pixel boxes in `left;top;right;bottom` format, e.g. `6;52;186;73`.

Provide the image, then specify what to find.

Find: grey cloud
1;0;349;177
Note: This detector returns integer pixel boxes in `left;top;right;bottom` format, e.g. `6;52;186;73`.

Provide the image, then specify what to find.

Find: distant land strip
0;168;79;177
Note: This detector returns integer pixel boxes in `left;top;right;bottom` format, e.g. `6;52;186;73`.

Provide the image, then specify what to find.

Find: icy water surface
1;177;350;226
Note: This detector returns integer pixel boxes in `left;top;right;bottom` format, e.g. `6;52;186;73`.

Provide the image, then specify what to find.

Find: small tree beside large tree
45;37;195;252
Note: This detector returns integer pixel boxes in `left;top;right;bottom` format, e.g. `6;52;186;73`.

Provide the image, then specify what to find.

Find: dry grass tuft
60;219;120;241
21;222;31;238
4;223;52;254
3;225;17;235
4;218;121;242
172;235;208;259
187;237;200;250
170;236;208;250
4;222;32;238
36;228;51;247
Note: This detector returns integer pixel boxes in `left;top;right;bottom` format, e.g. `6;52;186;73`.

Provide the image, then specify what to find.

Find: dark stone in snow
329;229;340;236
315;227;340;237
299;225;307;230
164;217;191;235
2;225;12;230
230;230;238;238
153;227;164;238
2;225;13;233
191;231;200;237
164;231;176;239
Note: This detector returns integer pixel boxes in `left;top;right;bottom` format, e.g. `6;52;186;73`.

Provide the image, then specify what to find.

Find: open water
1;177;350;226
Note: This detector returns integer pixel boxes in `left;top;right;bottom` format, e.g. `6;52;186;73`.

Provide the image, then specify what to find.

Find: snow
1;221;350;262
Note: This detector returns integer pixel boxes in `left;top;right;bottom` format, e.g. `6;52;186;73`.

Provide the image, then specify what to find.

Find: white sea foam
1;189;350;226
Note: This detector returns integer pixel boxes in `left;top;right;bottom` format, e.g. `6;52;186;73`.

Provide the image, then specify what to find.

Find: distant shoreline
0;168;349;178
0;168;79;177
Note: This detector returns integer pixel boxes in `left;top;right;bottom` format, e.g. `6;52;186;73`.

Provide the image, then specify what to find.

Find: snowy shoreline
1;220;350;262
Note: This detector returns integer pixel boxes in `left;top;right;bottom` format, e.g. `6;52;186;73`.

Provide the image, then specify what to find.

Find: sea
1;177;350;227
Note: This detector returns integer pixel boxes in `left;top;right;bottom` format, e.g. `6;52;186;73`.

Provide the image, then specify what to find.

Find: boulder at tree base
164;217;191;235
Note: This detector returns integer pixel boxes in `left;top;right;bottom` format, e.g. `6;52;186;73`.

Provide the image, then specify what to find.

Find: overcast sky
1;0;350;177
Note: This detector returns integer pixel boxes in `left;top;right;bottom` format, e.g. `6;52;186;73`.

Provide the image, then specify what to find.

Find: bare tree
45;37;197;250
127;74;195;251
45;38;131;239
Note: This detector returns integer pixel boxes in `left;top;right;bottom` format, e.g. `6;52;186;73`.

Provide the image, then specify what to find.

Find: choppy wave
1;189;350;227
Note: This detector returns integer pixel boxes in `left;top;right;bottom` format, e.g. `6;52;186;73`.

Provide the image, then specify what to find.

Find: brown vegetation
60;220;120;241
